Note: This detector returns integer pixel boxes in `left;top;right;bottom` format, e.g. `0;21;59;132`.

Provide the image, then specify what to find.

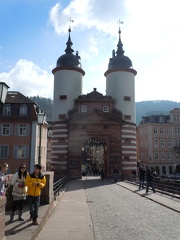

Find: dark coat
146;169;153;182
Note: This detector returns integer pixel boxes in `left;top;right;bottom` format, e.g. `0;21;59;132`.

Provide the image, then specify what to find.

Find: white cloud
49;0;127;35
0;59;53;98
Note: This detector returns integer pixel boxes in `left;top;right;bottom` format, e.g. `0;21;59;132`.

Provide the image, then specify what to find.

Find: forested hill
136;100;180;124
29;96;180;125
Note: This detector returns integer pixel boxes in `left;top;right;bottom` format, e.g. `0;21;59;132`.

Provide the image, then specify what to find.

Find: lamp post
0;82;9;103
37;113;46;165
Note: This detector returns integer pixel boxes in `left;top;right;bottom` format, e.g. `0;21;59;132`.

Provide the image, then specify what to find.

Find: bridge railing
123;174;180;199
53;175;70;200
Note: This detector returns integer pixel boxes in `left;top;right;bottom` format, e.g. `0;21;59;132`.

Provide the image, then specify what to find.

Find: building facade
0;91;48;173
137;108;180;176
51;27;137;179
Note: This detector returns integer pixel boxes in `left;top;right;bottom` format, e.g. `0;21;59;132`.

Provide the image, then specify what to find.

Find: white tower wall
106;71;136;123
53;69;83;121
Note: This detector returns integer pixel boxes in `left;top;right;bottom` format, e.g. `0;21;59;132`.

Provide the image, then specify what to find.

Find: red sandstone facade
51;89;137;179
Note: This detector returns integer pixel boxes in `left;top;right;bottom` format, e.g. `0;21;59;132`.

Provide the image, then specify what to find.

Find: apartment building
0;91;48;173
137;108;180;176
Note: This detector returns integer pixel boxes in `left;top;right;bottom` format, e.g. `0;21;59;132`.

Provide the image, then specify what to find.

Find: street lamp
37;113;46;165
0;82;9;103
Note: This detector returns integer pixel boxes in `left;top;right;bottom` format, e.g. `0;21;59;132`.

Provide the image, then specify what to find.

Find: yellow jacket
25;172;46;197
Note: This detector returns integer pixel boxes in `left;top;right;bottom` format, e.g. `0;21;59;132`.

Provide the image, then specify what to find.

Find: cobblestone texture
83;177;180;240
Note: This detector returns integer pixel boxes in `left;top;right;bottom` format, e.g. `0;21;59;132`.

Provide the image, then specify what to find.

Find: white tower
51;28;85;177
105;27;137;123
104;26;137;174
52;28;85;121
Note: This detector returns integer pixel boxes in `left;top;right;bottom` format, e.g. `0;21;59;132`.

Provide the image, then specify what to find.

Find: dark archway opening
81;137;107;176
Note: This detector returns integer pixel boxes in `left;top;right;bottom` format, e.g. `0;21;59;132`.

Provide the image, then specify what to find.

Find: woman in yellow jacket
25;164;46;225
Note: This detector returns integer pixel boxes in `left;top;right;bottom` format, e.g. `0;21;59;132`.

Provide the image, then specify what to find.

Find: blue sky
0;0;180;102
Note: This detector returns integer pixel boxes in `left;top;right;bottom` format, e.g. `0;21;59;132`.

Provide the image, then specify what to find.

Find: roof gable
68;109;123;123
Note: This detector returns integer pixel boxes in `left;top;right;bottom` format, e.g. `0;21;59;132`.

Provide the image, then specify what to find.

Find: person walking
0;162;9;196
146;168;156;193
113;166;119;183
138;165;146;190
10;164;28;222
25;164;46;225
100;168;104;181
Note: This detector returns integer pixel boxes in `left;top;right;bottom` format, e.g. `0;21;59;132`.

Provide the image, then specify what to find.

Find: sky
0;0;180;102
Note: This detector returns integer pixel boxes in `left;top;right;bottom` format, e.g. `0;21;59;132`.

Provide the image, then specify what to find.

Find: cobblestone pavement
83;176;180;240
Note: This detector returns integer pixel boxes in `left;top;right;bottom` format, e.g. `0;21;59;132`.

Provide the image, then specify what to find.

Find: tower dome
107;27;132;70
56;28;81;68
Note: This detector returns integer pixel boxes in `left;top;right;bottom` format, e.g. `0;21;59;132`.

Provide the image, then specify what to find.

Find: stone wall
0;196;6;240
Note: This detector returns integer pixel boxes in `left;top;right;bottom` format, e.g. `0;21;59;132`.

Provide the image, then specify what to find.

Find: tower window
103;106;109;112
59;95;67;100
59;114;66;120
81;106;87;112
124;96;131;101
124;115;131;120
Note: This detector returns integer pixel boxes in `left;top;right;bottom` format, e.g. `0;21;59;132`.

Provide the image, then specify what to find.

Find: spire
64;18;74;54
64;27;74;54
116;20;124;56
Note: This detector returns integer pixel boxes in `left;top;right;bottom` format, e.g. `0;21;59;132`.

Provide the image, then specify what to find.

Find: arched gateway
81;137;107;176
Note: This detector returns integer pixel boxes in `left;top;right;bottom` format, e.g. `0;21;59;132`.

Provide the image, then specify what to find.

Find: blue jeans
139;179;145;189
28;195;40;221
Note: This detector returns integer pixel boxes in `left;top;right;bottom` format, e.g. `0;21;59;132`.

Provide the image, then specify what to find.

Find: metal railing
53;176;70;200
123;175;180;199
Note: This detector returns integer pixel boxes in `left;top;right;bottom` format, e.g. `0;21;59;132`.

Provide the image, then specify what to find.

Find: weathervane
117;19;123;34
68;17;74;31
117;19;124;26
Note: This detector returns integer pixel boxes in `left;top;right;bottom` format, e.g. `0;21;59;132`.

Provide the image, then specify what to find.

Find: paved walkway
4;177;180;240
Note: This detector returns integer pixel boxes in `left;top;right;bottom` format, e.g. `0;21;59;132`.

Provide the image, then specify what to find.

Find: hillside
29;96;180;125
136;100;180;124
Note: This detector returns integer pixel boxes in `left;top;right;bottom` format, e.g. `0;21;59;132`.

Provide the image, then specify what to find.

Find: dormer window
103;106;109;113
3;104;11;116
19;104;27;116
81;105;87;112
159;116;164;122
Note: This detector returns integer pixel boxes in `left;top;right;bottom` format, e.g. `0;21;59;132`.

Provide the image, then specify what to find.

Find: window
124;115;131;120
175;128;180;134
3;104;11;115
13;145;29;158
59;95;67;100
166;128;171;134
0;145;9;158
19;104;27;115
154;152;158;160
15;124;29;136
175;140;180;146
2;124;11;135
103;106;109;112
162;166;166;175
124;96;131;101
141;152;144;159
160;140;165;147
154;127;158;134
160;127;164;134
174;115;179;122
167;141;172;147
169;166;173;174
154;140;158;147
159;116;164;122
168;153;172;160
59;114;66;120
161;152;165;160
81;106;87;112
